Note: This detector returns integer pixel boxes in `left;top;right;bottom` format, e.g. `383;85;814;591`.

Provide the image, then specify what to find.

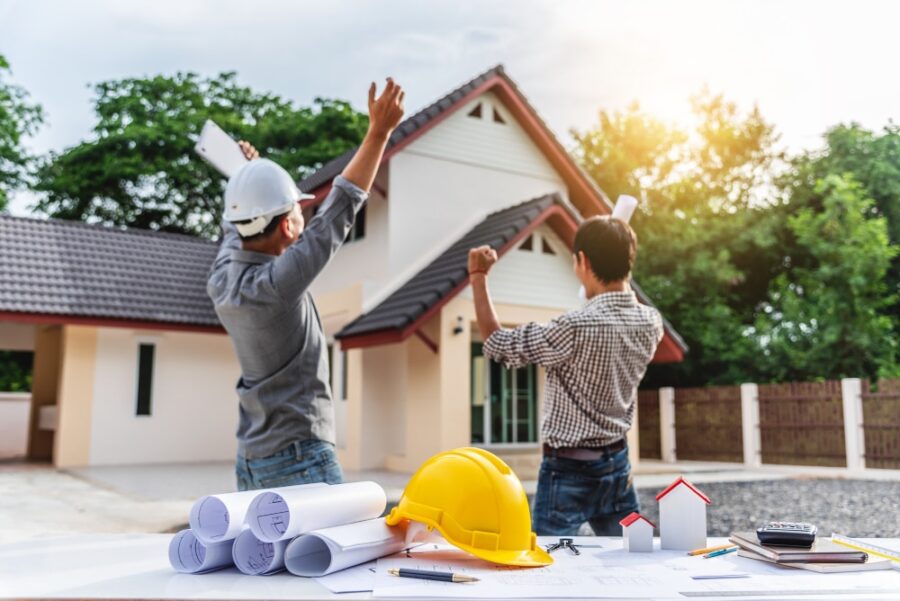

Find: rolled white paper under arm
189;482;326;544
612;194;638;224
247;481;387;543
285;518;408;577
168;529;234;574
232;528;289;575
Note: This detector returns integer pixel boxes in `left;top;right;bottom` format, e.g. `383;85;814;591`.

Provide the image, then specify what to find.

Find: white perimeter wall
88;327;240;465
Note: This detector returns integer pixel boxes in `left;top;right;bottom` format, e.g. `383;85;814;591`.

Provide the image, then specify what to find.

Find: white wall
359;343;407;468
88;328;240;465
0;392;30;458
388;91;567;279
462;224;581;312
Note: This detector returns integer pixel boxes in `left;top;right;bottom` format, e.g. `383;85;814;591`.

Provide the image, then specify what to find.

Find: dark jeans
532;444;639;536
236;439;343;491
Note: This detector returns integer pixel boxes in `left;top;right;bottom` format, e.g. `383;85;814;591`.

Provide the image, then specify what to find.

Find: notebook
736;548;892;572
729;531;868;563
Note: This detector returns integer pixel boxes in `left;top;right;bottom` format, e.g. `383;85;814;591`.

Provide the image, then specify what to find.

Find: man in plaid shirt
468;216;663;535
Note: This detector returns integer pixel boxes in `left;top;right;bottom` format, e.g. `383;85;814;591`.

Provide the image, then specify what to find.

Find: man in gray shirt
208;79;405;490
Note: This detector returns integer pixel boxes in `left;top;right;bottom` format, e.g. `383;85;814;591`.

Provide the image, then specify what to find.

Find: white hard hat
223;159;315;237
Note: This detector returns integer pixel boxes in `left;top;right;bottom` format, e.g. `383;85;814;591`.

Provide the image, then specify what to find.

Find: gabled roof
297;65;613;220
0;215;221;331
655;476;712;505
336;195;687;363
619;512;656;529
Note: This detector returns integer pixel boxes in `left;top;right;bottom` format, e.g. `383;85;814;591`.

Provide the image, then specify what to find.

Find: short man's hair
573;216;637;282
235;211;289;242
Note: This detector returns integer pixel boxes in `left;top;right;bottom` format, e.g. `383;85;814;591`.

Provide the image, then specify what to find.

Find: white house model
619;512;655;553
656;476;711;550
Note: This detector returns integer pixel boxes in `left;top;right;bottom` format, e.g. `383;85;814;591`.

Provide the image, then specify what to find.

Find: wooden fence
637;389;661;460
673;386;743;462
638;378;900;469
862;378;900;469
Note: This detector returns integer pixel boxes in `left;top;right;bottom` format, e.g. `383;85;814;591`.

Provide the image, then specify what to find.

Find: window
519;234;533;251
344;204;366;243
467;103;483;119
471;343;538;445
492;107;506;124
541;238;556;255
135;343;155;416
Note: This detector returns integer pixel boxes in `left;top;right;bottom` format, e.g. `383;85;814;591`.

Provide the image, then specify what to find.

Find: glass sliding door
471;343;538;445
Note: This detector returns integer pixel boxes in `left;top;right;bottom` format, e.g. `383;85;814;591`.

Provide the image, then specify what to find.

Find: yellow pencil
687;543;734;556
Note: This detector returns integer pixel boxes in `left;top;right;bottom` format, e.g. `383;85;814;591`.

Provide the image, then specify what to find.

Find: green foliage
574;95;899;385
34;72;368;237
0;54;44;211
0;351;33;392
755;175;898;380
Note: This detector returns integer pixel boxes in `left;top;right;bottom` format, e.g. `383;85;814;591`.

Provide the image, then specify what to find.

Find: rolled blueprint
232;528;289;575
247;481;387;543
612;194;638;223
168;529;234;574
189;482;326;544
285;518;407;577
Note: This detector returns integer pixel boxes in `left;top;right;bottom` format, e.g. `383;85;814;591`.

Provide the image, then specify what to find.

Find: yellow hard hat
385;447;552;567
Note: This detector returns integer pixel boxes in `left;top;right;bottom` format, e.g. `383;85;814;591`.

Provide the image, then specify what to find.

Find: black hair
235;211;289;242
573;216;637;282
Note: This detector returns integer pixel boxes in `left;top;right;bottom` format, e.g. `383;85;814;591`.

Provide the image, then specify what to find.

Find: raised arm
271;80;405;299
342;78;405;192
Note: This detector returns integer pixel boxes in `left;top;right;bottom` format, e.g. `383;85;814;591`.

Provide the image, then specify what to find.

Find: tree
573;93;784;386
34;72;367;238
754;175;897;380
0;54;43;211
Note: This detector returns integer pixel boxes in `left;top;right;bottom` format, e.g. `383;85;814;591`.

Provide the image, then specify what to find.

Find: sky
2;0;898;215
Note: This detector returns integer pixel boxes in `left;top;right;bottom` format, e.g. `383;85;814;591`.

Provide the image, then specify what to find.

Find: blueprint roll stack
247;481;387;543
168;529;235;574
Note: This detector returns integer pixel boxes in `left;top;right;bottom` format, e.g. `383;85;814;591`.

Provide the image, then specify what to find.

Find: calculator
756;522;817;547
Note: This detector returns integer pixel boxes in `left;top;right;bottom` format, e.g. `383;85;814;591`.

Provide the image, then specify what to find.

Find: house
0;65;687;472
656;476;711;550
619;512;655;552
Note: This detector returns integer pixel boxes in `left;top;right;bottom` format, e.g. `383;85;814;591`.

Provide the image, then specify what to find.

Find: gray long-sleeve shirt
207;176;367;458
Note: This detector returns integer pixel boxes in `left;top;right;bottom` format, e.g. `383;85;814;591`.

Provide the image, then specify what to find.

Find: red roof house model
655;476;712;505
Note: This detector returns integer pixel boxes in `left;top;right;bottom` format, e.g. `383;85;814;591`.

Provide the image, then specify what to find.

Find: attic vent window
493;108;506;125
519;235;533;251
468;103;483;119
542;239;556;255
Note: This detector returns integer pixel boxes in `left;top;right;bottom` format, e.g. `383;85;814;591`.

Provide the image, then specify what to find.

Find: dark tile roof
336;195;688;353
0;215;221;327
337;194;556;339
298;65;506;193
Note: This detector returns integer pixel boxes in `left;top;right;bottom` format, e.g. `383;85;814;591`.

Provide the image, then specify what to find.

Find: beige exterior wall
54;325;98;468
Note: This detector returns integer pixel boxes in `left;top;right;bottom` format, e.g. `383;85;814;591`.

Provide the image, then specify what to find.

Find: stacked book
729;532;894;573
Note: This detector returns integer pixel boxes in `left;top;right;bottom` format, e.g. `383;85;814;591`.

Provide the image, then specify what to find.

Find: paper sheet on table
189;482;326;544
314;561;378;593
285;517;408;577
194;120;249;178
248;481;386;542
684;570;900;597
373;543;705;598
232;528;289;575
168;529;234;574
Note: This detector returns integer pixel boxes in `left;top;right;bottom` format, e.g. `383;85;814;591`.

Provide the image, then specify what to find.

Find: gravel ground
595;478;900;538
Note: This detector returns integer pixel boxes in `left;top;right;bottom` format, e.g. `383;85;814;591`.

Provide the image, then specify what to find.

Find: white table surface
2;535;899;601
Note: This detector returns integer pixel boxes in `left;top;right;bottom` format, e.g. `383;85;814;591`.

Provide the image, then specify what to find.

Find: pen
704;546;738;558
387;568;479;583
687;543;734;556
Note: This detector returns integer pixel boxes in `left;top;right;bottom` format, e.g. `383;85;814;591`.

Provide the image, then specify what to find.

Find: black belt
543;439;626;460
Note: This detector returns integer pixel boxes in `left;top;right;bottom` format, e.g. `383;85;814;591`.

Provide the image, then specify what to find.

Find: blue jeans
235;439;343;491
532;445;639;536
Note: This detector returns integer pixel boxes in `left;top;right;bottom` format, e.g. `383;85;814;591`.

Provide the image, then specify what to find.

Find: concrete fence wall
0;392;31;459
639;378;900;471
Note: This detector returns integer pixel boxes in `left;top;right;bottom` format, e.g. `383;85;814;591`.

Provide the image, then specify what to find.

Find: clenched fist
468;245;498;275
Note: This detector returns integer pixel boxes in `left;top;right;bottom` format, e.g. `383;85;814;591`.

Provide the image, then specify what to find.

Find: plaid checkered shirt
483;289;664;449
